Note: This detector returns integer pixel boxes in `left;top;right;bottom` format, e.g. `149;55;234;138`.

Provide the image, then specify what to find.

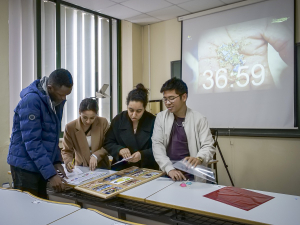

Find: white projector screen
182;0;294;129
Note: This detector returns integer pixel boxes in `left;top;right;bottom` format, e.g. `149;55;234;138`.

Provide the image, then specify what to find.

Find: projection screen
182;0;294;129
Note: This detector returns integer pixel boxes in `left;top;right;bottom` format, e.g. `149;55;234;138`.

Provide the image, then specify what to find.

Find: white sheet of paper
64;171;108;185
62;164;83;177
62;164;107;185
65;167;83;179
111;156;133;166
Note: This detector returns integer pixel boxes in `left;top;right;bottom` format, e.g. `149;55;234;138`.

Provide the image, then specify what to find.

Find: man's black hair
79;98;99;114
126;83;149;108
160;77;188;96
48;68;73;88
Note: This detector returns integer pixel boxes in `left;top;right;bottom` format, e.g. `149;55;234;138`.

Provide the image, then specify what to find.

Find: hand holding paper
119;148;131;159
127;151;141;163
112;156;133;166
65;158;75;173
173;159;216;183
183;156;202;168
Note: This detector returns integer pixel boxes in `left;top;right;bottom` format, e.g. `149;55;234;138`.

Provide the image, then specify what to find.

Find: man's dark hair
48;68;73;88
126;83;149;108
160;77;188;96
79;98;99;114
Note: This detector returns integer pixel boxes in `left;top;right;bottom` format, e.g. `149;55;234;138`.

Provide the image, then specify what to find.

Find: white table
0;188;80;225
50;208;143;225
50;166;300;224
119;177;175;202
145;182;300;225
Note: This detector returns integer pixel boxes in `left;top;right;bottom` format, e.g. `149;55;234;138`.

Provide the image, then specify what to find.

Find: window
9;0;120;133
40;0;120;130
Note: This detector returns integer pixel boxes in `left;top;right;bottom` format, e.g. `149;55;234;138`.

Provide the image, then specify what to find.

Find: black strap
85;125;92;136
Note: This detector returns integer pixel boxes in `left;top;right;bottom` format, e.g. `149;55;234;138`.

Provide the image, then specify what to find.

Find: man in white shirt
152;78;216;181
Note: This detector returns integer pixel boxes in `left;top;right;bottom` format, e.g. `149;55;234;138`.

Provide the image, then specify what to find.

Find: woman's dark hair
126;83;149;108
160;77;188;96
79;98;99;114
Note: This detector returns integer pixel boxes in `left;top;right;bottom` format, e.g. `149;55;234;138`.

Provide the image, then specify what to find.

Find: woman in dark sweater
104;84;158;171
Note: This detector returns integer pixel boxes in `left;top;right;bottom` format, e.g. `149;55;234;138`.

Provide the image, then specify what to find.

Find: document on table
111;156;133;166
61;165;108;186
61;164;83;178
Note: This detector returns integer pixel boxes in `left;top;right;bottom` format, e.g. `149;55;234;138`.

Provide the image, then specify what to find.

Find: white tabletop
145;182;300;225
119;177;175;201
0;188;80;225
50;208;142;225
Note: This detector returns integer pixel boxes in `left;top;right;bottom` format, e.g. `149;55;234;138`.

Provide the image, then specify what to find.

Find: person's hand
168;169;186;181
119;148;131;159
127;151;141;163
49;174;66;192
89;156;98;171
54;163;68;179
183;157;202;168
65;161;74;173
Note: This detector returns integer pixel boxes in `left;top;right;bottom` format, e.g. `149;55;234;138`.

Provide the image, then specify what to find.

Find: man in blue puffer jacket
7;69;73;199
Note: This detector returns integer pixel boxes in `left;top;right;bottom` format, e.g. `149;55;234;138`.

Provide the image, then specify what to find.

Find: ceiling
63;0;245;25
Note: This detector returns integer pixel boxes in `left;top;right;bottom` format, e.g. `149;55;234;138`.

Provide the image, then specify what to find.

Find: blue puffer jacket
7;79;65;180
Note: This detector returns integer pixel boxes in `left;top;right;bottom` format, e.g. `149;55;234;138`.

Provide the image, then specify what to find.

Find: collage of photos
75;167;164;199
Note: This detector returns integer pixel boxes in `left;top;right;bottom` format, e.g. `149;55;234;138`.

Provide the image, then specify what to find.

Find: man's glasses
162;93;184;103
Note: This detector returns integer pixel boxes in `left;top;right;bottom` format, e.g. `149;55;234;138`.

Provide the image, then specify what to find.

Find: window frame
36;0;122;124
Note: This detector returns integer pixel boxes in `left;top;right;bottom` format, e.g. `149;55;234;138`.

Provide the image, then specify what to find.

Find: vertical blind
41;1;56;77
112;19;118;118
9;0;35;132
9;0;119;133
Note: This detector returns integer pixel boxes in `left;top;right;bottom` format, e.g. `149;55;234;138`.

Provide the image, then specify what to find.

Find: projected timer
201;64;265;89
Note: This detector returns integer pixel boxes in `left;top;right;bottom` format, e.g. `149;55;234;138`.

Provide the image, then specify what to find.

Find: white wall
121;21;143;110
132;23;143;86
121;20;133;111
0;0;11;186
142;19;181;100
217;136;300;195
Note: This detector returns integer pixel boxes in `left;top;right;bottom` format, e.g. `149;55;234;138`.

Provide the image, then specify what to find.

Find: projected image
194;17;293;93
182;0;294;128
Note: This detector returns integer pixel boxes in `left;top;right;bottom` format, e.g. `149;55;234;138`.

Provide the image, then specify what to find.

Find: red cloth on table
204;186;274;211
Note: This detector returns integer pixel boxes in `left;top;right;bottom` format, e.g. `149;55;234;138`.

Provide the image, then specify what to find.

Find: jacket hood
20;79;53;106
20;79;45;99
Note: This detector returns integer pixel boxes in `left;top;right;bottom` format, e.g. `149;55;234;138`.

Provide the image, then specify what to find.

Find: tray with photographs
74;166;164;199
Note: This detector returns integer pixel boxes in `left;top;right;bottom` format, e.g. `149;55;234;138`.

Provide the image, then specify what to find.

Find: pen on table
72;158;75;168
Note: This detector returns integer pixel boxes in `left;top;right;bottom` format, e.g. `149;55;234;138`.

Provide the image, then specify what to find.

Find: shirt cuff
165;164;175;175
